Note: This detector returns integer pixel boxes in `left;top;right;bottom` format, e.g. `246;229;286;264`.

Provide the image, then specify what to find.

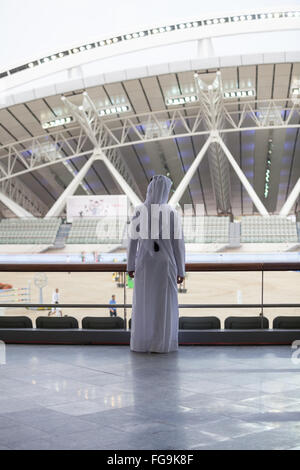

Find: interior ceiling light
291;86;300;104
264;136;273;198
53;98;130;128
223;89;255;99
98;104;130;116
5;11;300;80
42;116;74;129
166;95;198;105
291;87;300;95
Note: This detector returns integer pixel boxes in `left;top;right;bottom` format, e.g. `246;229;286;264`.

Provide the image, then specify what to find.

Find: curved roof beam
1;10;300;92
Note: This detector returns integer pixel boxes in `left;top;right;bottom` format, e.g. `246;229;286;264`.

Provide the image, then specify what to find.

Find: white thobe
127;205;185;353
51;291;61;317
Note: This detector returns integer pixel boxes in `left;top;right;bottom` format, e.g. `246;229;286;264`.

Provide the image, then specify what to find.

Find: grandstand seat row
1;316;300;330
0;216;298;245
0;217;60;244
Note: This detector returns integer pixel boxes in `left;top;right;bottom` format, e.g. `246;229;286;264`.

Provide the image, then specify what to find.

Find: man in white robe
127;175;185;353
48;288;62;317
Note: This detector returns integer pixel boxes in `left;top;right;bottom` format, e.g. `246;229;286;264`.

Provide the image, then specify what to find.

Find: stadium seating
82;316;125;329
179;316;221;329
273;316;300;329
241;215;298;243
0;316;33;328
183;216;230;243
4;315;300;332
225;316;269;329
1;214;296;246
66;217;127;244
36;316;79;329
0;218;60;244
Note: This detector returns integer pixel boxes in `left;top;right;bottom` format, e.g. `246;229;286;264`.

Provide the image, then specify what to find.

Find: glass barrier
0;271;131;328
0;262;299;329
179;271;262;328
263;269;300;325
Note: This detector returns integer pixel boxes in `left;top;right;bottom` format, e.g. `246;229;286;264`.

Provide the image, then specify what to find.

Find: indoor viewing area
0;0;300;453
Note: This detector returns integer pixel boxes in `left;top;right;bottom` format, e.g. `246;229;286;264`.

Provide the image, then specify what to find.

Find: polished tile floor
0;344;300;450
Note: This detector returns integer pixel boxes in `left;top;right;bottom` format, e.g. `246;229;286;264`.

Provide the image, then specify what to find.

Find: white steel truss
0;127;90;182
1;97;300;183
61;93;142;207
1;81;300;213
217;135;269;216
280;178;300;217
169;135;212;207
171;72;269;215
0;192;34;218
0;177;48;216
45;150;98;218
195;72;232;213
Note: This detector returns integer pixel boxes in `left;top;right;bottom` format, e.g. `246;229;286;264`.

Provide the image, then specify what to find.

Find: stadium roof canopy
0;0;300;217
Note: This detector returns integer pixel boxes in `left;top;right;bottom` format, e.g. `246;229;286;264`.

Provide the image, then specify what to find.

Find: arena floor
0;344;300;450
1;268;300;327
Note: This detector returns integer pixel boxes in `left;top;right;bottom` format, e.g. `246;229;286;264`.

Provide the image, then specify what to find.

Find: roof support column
169;133;212;207
280;177;300;217
95;149;142;207
0;191;34;218
45;151;97;218
217;134;269;216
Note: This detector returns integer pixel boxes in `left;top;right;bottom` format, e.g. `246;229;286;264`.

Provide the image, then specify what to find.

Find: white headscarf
144;175;172;206
143;175;172;256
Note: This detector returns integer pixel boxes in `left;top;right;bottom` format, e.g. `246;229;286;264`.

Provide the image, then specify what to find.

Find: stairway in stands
53;223;72;248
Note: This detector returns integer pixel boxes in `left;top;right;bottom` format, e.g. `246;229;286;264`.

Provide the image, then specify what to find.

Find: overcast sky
1;0;300;69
